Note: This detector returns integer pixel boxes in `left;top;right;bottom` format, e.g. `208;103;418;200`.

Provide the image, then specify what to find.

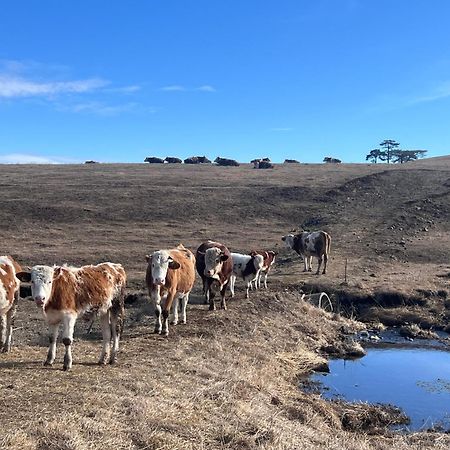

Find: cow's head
146;251;180;286
203;247;229;277
281;234;295;249
16;265;55;308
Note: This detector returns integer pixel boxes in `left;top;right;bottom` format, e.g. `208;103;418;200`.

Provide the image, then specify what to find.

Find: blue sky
1;0;449;163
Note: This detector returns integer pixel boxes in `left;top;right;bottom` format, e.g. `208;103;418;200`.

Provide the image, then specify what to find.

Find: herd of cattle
0;230;331;370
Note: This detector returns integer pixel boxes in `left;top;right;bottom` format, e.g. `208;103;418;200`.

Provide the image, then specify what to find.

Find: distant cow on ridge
282;231;331;275
145;157;165;164
164;157;182;164
214;157;239;167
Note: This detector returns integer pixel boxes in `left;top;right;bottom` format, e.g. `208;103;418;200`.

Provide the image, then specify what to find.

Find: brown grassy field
1;158;450;449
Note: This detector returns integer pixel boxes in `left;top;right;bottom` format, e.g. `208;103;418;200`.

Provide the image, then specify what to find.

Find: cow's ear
249;251;257;257
220;254;229;262
197;251;206;255
168;259;181;270
16;271;31;283
145;255;151;262
272;251;278;256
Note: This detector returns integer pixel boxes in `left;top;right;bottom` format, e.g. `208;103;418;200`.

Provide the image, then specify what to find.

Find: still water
312;347;450;431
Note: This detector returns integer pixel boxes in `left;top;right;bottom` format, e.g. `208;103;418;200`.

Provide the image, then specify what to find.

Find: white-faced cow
249;250;277;289
145;244;196;336
282;231;331;275
16;263;126;370
229;252;264;299
0;256;22;352
196;241;233;310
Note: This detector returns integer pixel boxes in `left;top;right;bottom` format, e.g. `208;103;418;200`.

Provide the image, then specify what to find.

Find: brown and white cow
0;256;22;352
249;250;277;289
145;244;196;336
282;231;331;275
196;241;233;310
16;263;126;370
229;252;264;299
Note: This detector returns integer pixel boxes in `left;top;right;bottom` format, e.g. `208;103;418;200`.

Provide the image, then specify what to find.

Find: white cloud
407;81;450;105
160;85;186;91
0;153;80;164
59;101;157;116
0;75;108;98
160;84;217;92
196;85;216;92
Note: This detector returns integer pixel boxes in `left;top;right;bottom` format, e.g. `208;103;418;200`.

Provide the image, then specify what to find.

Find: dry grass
1;159;450;449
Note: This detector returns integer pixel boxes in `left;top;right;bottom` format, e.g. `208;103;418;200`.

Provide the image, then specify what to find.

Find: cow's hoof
308;268;313;272
1;346;10;353
181;320;186;324
43;360;53;367
154;328;162;334
171;321;178;326
109;356;117;365
62;365;71;371
209;305;216;311
162;331;169;337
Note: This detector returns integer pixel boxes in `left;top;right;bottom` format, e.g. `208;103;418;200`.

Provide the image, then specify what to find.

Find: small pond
312;347;450;431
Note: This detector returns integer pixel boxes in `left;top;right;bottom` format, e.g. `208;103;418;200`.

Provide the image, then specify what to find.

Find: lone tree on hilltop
365;149;384;163
392;149;427;164
379;139;400;164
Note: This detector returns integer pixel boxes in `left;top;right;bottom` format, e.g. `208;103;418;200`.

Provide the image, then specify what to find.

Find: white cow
229;252;264;299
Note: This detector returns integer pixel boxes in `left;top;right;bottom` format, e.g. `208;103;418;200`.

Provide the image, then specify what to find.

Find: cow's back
0;256;21;312
167;246;196;292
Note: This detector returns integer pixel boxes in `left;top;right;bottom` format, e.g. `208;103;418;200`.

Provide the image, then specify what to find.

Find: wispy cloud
269;127;293;132
0;75;108;98
58;101;157;116
160;85;186;92
407;81;450;105
160;84;216;92
196;85;216;92
0;153;79;164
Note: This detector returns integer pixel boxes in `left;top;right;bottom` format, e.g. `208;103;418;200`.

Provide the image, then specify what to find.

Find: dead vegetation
0;159;450;449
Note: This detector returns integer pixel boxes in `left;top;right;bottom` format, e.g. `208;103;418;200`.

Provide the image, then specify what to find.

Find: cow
284;159;300;164
256;161;274;169
0;256;22;352
214;157;240;167
229;252;264;299
164;157;182;164
197;156;211;163
145;157;165;163
249;250;277;289
282;231;331;275
196;241;233;310
145;244;196;336
184;157;199;164
16;263;126;370
323;157;341;164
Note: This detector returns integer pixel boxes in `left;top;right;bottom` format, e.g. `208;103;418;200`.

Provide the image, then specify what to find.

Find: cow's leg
206;279;215;311
98;311;111;365
263;272;268;289
201;276;208;304
229;274;236;298
303;256;308;272
316;256;323;275
171;296;179;325
220;282;228;310
245;280;251;299
2;304;16;352
307;256;312;272
0;314;6;349
151;286;162;334
162;292;175;336
180;293;189;324
45;323;60;366
62;313;77;371
322;254;328;274
109;288;124;364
